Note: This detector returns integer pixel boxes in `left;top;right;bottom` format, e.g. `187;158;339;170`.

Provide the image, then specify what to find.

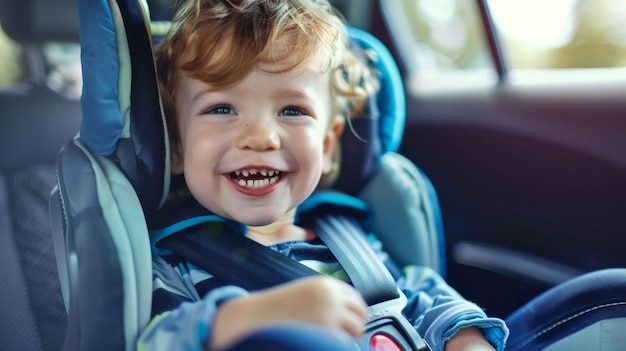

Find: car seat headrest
348;28;405;155
333;27;405;194
77;0;168;214
0;0;79;43
77;0;404;214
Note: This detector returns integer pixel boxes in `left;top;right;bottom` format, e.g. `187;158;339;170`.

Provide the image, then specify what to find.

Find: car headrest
77;0;405;215
0;0;79;43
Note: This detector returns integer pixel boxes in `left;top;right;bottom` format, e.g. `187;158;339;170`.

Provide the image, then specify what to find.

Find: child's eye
279;106;308;117
205;105;235;115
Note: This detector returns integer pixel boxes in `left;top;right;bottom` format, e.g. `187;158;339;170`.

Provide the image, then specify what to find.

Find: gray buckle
358;289;431;351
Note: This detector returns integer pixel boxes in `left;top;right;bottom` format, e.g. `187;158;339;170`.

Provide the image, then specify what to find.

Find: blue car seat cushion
78;0;121;157
505;268;626;351
357;153;445;273
78;0;169;213
347;27;405;155
57;138;153;351
333;28;405;195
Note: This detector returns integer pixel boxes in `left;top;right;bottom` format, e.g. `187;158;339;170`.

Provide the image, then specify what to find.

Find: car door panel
399;79;626;317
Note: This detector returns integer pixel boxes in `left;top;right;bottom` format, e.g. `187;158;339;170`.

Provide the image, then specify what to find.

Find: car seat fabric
55;140;153;351
0;171;42;351
51;1;159;349
2;166;71;350
338;28;444;273
505;268;626;351
77;0;169;214
358;153;444;272
0;0;80;349
53;0;445;350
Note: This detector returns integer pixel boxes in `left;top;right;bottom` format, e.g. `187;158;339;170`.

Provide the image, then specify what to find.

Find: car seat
49;0;444;350
0;0;81;349
50;0;626;351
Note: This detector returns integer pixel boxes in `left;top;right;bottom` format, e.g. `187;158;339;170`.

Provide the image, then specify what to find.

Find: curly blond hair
158;0;377;134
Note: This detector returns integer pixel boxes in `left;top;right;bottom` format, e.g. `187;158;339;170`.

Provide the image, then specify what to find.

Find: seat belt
161;214;429;350
161;224;319;290
161;213;397;305
312;214;398;305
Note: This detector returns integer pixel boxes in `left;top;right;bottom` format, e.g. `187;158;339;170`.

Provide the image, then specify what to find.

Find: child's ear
322;116;345;175
170;140;184;175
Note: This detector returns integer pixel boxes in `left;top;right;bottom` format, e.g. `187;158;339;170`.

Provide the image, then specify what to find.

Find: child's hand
211;276;367;350
444;327;496;351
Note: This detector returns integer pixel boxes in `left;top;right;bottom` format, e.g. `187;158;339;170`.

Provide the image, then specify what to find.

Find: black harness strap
161;213;430;350
161;214;398;306
312;214;399;305
160;226;319;291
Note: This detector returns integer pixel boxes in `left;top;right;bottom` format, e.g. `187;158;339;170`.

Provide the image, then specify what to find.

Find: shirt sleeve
137;285;248;351
397;265;509;351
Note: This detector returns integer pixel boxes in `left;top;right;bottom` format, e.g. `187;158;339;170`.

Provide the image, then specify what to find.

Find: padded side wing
78;0;169;213
358;153;445;275
56;139;152;351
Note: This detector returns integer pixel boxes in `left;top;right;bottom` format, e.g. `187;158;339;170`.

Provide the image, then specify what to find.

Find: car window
42;43;82;98
488;0;626;70
381;0;496;92
0;26;81;98
0;28;23;87
383;0;626;92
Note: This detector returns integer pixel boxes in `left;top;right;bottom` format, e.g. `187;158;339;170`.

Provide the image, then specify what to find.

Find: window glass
43;43;82;98
0;28;22;87
0;26;81;98
488;0;626;69
381;0;496;92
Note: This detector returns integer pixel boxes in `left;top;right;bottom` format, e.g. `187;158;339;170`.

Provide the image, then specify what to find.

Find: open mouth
230;168;282;189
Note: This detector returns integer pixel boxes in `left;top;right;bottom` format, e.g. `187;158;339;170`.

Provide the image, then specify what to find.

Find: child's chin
236;213;282;227
227;204;295;228
243;218;276;227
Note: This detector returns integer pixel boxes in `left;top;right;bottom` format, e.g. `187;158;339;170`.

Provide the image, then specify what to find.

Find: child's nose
235;117;281;151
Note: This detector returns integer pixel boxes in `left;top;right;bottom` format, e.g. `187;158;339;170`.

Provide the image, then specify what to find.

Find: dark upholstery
0;0;79;44
0;165;69;351
0;0;81;349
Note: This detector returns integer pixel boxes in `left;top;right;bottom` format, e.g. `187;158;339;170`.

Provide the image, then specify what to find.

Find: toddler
138;1;508;350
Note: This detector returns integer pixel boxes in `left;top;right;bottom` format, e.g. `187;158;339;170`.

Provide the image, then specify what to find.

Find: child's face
171;61;342;226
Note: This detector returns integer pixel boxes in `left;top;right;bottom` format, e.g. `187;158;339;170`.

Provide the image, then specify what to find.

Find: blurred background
3;0;626;95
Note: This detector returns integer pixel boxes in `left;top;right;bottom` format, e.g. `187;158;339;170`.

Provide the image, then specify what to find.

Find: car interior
51;0;445;349
0;0;79;349
1;0;626;350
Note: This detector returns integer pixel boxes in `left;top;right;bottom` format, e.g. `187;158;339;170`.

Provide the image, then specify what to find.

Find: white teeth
234;169;280;178
232;168;282;189
236;175;280;188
